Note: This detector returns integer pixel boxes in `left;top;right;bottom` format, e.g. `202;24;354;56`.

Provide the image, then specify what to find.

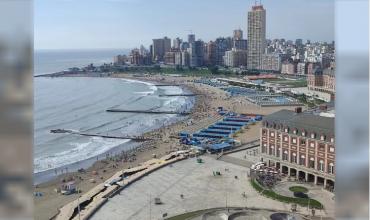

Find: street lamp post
77;195;81;220
149;193;152;220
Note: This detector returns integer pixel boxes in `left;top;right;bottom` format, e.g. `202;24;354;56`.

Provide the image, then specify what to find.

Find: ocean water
34;49;130;75
34;50;193;181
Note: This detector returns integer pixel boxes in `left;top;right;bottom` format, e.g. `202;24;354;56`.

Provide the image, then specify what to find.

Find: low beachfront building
260;108;335;191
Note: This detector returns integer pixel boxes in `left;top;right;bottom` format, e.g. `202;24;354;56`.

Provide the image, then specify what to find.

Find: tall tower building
188;34;195;44
152;37;171;62
189;40;204;67
173;37;182;49
233;29;243;40
247;4;266;70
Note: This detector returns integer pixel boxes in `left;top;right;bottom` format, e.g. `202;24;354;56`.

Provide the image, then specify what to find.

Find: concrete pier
158;94;200;97
50;129;153;141
106;109;191;115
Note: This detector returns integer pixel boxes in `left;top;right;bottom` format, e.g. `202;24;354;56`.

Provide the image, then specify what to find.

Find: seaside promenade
54;151;192;220
90;150;334;220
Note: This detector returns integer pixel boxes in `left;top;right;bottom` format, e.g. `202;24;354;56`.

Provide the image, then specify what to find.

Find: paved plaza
90;152;334;220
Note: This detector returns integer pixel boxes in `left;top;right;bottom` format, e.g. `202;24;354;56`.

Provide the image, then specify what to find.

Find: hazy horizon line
35;38;335;51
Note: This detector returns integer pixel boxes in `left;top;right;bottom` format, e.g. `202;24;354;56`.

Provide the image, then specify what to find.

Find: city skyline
35;0;334;50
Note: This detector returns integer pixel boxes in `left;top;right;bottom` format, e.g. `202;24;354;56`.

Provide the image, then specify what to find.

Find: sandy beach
34;73;302;220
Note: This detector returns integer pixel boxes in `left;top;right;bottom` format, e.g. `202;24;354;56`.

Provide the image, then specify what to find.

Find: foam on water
34;77;193;176
120;78;158;92
34;137;130;173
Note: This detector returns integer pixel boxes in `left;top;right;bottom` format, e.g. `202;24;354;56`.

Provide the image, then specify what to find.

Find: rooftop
252;5;264;11
262;109;334;137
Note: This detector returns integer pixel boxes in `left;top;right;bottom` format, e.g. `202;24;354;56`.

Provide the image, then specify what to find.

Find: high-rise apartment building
205;41;217;66
173;38;182;50
180;42;190;51
113;55;126;65
188;34;195;44
215;38;231;66
174;51;182;66
152;37;171;62
223;48;248;67
321;53;334;69
281;61;296;75
233;39;248;50
233;29;243;40
295;39;303;47
164;51;176;66
189;40;204;67
261;53;281;72
181;51;190;67
247;4;266;70
296;62;307;75
129;48;151;65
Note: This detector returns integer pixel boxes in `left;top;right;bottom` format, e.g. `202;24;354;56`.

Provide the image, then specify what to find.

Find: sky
34;0;335;50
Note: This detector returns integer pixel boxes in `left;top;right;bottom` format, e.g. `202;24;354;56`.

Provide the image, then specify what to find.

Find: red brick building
260;109;335;191
307;63;335;98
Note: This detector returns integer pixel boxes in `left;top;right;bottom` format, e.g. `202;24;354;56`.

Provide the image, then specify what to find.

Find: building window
320;135;326;141
293;129;297;134
262;143;267;153
276;148;281;158
292;138;297;144
284;127;289;133
269;145;274;155
300;139;306;145
277;133;281;138
330;137;334;143
311;133;316;139
319;160;324;172
262;129;267;135
284;136;288;142
291;153;297;163
302;131;306;136
329;147;335;153
310;142;315;148
270;132;275;137
309;158;315;168
283;151;288;161
329;163;334;174
318;144;325;151
299;155;306;166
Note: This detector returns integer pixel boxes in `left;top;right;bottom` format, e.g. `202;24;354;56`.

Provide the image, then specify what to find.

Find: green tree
153;65;161;72
208;66;219;75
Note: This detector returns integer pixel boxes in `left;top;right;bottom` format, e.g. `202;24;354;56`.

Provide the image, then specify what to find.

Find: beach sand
34;74;303;220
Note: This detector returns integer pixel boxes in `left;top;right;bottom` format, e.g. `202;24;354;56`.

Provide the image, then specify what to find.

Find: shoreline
34;75;197;185
34;72;302;220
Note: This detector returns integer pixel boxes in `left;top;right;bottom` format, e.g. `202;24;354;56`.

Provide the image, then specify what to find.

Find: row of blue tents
179;114;262;153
